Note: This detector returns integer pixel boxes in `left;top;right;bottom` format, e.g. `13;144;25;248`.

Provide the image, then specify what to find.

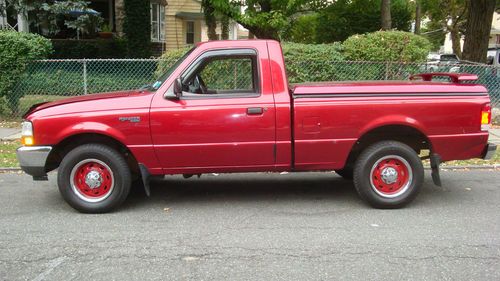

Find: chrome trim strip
292;92;489;99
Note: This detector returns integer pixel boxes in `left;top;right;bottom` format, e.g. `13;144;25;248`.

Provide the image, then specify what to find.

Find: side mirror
487;56;494;65
173;78;183;98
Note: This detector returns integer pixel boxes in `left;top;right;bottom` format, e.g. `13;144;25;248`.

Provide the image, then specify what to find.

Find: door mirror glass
173;78;183;98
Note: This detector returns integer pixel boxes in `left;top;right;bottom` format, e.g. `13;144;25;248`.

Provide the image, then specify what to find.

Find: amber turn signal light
21;136;34;146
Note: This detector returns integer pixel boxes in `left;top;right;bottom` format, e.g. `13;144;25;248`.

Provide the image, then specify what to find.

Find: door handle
247;107;264;115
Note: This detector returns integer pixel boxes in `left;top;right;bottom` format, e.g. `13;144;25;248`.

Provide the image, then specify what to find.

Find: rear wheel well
46;133;139;176
345;125;431;168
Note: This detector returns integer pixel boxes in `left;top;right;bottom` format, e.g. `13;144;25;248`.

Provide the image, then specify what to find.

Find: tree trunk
202;0;217;40
17;10;29;32
221;15;229;40
381;0;391;30
462;0;496;63
450;28;462;58
414;0;421;34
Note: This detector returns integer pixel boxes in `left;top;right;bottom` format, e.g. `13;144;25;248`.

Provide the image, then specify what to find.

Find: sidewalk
0;128;21;141
2;127;500;145
490;128;500;145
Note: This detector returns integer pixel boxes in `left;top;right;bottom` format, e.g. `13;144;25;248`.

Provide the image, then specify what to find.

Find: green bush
50;38;127;59
342;31;431;63
155;47;191;78
0;31;52;114
282;42;345;83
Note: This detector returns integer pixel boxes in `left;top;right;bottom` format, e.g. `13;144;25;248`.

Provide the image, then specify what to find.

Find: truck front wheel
57;144;131;213
353;141;424;208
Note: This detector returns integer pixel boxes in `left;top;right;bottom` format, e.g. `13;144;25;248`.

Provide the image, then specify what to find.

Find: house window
150;3;165;42
186;21;195;44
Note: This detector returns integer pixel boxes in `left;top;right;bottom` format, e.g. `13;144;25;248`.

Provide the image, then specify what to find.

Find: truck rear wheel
353;141;423;208
57;144;131;213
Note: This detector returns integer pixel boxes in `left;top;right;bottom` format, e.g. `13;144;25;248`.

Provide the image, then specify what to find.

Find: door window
182;55;258;96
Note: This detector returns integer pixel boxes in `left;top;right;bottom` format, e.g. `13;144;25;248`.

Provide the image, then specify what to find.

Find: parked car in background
423;53;460;73
487;48;500;77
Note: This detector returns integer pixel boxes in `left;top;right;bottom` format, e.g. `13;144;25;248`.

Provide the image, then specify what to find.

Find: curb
0;167;22;172
429;165;500;170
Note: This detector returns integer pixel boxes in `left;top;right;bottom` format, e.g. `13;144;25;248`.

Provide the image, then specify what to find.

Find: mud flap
430;153;442;186
138;163;151;197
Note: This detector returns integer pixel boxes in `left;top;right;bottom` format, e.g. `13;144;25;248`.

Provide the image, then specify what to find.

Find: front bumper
16;146;52;180
482;143;497;160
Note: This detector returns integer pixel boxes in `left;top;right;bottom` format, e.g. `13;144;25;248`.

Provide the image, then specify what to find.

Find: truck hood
24;90;148;118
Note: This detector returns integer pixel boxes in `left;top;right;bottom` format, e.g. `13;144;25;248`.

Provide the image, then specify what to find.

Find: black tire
57;144;131;213
353;141;423;209
335;167;353;180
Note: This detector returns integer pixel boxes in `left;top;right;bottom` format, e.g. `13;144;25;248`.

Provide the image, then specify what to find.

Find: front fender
55;121;128;145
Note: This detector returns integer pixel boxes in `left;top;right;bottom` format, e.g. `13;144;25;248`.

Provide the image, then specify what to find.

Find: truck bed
291;80;488;95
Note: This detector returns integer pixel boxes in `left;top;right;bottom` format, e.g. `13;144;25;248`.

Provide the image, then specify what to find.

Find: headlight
21;121;34;146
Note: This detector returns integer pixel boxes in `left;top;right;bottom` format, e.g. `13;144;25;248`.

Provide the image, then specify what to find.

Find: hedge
50;38;128;59
154;37;431;84
155;43;346;84
0;30;52;115
342;31;431;63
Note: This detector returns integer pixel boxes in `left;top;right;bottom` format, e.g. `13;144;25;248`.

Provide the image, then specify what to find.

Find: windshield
150;47;195;91
440;55;458;61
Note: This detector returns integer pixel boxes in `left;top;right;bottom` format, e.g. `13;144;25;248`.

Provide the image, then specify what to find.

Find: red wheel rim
70;159;114;202
370;155;412;198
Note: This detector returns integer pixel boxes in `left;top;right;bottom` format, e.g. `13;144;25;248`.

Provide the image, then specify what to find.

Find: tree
209;0;323;40
462;0;496;63
414;0;421;34
315;0;412;43
123;0;151;58
2;0;102;36
221;15;229;39
202;1;232;40
421;0;467;57
281;13;319;43
202;0;217;40
381;0;391;30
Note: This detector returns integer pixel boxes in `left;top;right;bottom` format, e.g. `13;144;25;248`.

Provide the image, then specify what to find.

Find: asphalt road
0;170;499;281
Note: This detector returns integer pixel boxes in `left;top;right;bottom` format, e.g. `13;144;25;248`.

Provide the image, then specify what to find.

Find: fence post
83;59;88;95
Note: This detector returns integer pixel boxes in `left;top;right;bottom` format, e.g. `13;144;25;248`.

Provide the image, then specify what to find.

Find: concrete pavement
489;128;500;145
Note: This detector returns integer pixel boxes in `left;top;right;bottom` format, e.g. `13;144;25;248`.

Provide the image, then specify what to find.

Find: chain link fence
1;58;499;118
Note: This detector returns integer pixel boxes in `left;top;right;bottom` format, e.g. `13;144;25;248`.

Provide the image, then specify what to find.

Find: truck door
150;49;276;173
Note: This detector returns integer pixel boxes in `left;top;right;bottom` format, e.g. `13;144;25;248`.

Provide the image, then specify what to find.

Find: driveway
0;171;499;280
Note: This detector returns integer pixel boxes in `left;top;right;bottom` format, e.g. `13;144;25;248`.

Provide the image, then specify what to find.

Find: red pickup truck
17;40;496;213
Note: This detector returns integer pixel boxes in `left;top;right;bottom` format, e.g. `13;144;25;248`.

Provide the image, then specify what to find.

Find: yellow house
109;0;243;53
